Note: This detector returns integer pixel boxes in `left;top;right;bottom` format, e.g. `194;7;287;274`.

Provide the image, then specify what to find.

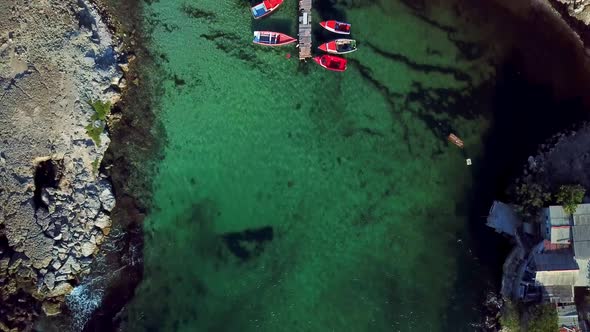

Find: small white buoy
466;158;472;166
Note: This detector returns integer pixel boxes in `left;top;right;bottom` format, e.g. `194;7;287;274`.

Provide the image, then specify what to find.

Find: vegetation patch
556;184;586;215
499;302;558;332
180;3;216;22
527;303;558;332
512;181;551;220
86;100;111;146
89;100;112;121
499;300;521;332
92;158;100;175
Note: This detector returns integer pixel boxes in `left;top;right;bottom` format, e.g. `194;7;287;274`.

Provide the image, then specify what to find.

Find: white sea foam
65;280;105;330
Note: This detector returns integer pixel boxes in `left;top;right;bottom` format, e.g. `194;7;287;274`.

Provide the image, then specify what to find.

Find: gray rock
85;196;101;219
81;242;97;257
94;212;111;230
44;272;55;290
98;187;115;211
55;274;69;282
48;282;73;297
52;259;63;271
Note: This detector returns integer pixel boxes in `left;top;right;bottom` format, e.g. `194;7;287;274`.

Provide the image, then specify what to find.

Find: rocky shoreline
0;0;130;329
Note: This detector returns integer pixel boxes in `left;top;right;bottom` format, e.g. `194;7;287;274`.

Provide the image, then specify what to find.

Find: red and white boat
319;20;351;34
251;0;283;19
253;31;296;46
318;39;357;54
314;55;347;72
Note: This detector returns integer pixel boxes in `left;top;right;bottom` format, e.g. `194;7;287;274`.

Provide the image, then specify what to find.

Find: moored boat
253;31;297;46
319;20;351;34
313;55;347;72
448;133;464;148
251;0;283;19
318;39;357;54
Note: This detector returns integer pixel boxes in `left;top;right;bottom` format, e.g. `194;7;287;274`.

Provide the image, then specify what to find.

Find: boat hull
253;31;296;46
319;20;351;35
251;0;283;19
318;39;357;54
313;55;347;72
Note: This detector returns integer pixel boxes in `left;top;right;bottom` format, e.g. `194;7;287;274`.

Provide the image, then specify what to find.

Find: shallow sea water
123;0;505;330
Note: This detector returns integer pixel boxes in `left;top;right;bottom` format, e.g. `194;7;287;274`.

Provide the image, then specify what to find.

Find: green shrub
91;158;100;174
86;122;104;146
85;100;111;146
89;100;112;121
500;300;521;332
527;303;557;332
556;184;586;215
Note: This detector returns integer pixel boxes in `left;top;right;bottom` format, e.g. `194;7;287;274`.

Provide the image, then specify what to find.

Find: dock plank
298;0;313;60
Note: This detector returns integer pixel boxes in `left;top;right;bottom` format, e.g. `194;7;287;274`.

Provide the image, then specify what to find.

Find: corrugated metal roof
573;203;590;216
572;204;590;226
536;270;578;286
551;226;572;244
574;214;590;225
535;253;579;271
573;225;590;259
549;206;571;226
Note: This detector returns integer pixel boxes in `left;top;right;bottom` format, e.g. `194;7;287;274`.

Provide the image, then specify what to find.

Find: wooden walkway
298;0;312;60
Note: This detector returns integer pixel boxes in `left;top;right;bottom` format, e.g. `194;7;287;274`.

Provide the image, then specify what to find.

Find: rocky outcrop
555;0;590;24
0;0;125;329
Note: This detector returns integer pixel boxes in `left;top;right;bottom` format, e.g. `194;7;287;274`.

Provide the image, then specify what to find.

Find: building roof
535;252;579;286
574;258;590;287
536;270;578;286
542;285;574;303
572;224;590;259
535;253;579;272
551;226;572;244
544;240;571;252
486;201;521;236
574;204;590;225
549;205;571;226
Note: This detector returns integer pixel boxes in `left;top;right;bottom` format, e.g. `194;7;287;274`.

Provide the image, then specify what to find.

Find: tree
556;184;586;215
527;303;558;332
513;182;551;220
499;300;521;332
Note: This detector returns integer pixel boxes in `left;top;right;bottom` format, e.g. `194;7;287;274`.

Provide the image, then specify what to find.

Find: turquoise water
122;0;505;330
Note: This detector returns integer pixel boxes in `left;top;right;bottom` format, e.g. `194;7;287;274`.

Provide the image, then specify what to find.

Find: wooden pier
298;0;312;60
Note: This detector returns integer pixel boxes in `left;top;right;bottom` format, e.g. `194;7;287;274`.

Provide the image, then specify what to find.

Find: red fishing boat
314;55;347;72
448;133;464;148
253;31;296;46
319;20;351;34
318;39;357;54
251;0;283;19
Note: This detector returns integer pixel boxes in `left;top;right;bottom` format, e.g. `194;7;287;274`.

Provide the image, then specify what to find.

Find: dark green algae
118;0;503;331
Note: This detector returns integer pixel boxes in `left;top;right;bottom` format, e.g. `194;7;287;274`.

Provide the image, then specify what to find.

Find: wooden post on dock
298;0;312;60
